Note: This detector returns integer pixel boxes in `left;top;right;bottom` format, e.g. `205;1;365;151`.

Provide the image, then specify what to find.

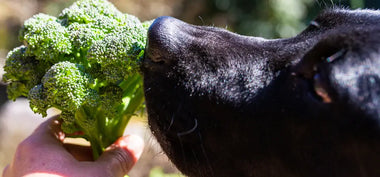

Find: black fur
142;9;380;177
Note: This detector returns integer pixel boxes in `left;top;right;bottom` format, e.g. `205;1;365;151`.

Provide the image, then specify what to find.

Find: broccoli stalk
3;0;152;159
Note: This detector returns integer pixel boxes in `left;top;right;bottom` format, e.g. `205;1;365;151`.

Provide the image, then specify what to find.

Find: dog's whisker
176;118;198;165
177;134;187;162
166;102;183;132
177;118;198;137
166;113;175;131
198;132;214;177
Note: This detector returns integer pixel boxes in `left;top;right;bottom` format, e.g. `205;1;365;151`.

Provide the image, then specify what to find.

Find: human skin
2;116;144;177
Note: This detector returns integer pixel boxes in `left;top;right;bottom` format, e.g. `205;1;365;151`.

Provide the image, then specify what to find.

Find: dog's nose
145;16;184;64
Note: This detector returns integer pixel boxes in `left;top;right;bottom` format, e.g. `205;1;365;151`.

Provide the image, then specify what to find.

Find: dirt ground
0;98;182;177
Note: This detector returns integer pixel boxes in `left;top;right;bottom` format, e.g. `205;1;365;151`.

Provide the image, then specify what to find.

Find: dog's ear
294;30;380;119
293;36;347;104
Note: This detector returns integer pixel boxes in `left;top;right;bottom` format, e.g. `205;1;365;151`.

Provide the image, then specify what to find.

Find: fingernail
113;135;144;161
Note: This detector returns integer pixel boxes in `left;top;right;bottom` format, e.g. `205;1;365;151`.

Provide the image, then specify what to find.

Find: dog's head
142;9;380;177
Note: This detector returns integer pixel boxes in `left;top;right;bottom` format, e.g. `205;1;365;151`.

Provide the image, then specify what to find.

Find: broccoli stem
113;85;145;138
70;74;145;159
89;136;103;160
75;105;105;159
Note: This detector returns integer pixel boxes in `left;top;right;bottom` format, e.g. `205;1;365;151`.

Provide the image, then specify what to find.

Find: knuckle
2;165;10;177
107;149;134;176
16;137;34;155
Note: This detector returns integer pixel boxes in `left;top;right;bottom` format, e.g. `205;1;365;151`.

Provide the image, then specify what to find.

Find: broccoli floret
28;84;49;117
59;0;123;25
29;61;96;117
60;111;81;134
68;23;105;52
3;46;49;100
20;13;72;63
3;0;152;159
41;61;95;111
87;14;149;84
98;85;123;118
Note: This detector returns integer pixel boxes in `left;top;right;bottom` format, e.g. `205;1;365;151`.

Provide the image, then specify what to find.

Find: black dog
142;8;380;177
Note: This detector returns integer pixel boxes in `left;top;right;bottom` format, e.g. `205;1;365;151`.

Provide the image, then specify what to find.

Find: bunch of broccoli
3;0;152;158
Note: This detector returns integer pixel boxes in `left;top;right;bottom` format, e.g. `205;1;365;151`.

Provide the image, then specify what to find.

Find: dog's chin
142;80;213;176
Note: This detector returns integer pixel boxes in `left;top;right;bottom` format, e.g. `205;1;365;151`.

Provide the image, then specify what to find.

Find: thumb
96;135;144;177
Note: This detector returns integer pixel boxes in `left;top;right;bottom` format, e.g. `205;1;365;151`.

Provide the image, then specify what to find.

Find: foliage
177;0;367;38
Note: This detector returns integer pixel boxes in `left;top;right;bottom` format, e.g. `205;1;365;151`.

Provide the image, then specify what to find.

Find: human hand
2;116;144;177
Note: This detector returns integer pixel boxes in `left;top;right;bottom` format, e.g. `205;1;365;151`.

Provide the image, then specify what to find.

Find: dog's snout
145;16;184;64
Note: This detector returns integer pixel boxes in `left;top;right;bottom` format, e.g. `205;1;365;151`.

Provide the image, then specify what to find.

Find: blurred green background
0;0;378;176
0;0;377;55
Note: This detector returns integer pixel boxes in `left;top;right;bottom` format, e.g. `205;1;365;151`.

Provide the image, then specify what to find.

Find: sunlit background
0;0;376;176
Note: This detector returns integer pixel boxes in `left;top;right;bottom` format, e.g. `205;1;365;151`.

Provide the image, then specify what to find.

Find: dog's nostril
145;46;165;63
145;16;183;64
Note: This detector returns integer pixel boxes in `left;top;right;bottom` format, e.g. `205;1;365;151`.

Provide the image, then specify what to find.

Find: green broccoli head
28;84;48;117
60;111;81;134
20;13;72;63
59;0;123;25
29;61;96;116
3;0;153;159
87;35;143;83
41;61;95;111
3;46;48;100
68;23;105;53
87;14;148;84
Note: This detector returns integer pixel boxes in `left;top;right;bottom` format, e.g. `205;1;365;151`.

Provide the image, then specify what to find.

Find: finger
95;135;144;177
32;115;65;144
33;116;94;161
2;165;10;177
63;143;93;161
17;115;76;162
